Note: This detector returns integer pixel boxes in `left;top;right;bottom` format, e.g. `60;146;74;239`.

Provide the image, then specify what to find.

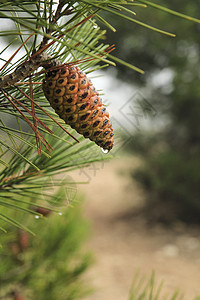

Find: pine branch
0;52;60;88
0;0;199;230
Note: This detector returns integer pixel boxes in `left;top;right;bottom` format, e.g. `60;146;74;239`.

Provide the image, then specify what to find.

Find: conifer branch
0;53;60;89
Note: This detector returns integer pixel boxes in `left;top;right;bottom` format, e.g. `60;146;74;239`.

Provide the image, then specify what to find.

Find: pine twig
0;52;60;89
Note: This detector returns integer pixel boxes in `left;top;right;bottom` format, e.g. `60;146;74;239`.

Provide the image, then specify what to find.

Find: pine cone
42;64;114;151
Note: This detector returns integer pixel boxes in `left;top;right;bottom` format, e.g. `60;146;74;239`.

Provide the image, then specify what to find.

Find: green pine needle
138;1;200;24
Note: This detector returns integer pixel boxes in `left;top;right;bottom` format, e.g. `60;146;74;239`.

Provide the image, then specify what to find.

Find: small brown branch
1;171;40;185
15;82;42;85
39;0;66;51
0;53;60;89
0;54;43;89
53;0;65;23
29;77;41;153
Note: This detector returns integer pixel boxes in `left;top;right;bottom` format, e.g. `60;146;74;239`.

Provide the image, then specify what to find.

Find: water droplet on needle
101;148;109;154
35;215;40;219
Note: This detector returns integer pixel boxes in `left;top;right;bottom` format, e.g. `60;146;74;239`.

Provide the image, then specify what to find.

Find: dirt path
71;156;200;300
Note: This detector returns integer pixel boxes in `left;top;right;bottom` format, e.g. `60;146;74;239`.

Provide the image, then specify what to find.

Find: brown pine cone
42;64;114;151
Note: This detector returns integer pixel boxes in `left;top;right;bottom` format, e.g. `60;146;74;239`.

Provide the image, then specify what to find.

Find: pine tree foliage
0;0;199;231
0;200;92;299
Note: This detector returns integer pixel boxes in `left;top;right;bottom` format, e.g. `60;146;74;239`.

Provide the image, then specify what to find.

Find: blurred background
0;1;200;299
76;1;200;299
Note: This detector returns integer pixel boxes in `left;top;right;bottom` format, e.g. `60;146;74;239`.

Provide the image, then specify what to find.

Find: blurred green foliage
0;197;92;300
103;1;200;223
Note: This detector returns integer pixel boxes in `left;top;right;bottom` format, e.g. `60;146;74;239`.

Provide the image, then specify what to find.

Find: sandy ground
71;156;200;300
